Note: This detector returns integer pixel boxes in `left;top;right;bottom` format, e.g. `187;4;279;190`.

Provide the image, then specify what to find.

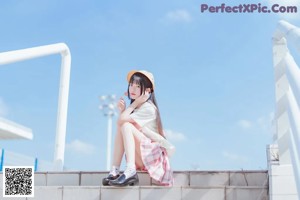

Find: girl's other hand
117;97;126;113
135;92;150;105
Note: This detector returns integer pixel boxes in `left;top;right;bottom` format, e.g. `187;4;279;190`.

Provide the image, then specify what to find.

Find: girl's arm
117;92;150;125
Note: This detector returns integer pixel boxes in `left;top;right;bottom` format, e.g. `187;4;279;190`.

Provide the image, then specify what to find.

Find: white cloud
0;97;9;117
257;112;274;131
190;163;201;170
237;112;274;131
237;119;253;129
222;151;248;163
164;129;186;142
66;139;96;155
165;9;192;23
266;0;300;20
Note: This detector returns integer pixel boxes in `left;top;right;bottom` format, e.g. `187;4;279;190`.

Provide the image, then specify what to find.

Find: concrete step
0;186;268;200
0;170;269;200
33;170;268;187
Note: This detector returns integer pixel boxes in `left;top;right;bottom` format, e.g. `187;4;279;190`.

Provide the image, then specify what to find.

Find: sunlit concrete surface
0;170;269;200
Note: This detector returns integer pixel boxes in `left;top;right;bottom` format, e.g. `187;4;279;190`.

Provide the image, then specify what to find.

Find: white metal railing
0;43;71;170
0;117;33;139
273;20;300;198
0;148;55;171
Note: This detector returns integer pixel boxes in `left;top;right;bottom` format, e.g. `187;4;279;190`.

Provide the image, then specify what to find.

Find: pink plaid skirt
140;137;174;186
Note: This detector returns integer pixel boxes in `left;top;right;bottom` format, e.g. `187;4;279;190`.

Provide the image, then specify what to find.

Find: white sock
124;163;136;178
109;165;120;176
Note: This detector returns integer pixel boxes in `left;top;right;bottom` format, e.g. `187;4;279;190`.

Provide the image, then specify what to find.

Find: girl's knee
121;122;134;134
121;122;144;141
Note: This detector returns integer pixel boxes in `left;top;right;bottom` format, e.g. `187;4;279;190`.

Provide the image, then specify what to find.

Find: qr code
3;166;34;197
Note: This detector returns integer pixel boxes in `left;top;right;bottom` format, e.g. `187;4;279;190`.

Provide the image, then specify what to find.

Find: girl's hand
135;92;150;106
117;97;126;113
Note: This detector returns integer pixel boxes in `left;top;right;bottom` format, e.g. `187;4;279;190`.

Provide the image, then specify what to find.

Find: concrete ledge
225;186;268;200
22;186;268;200
190;171;229;187
63;186;100;200
0;185;269;200
229;171;268;186
31;170;268;187
0;170;269;200
101;186;139;200
27;186;63;200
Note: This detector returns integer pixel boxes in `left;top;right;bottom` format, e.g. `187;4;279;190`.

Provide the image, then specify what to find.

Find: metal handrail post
0;43;71;171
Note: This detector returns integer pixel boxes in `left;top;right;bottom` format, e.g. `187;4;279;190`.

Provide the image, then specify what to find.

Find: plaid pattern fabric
140;137;174;186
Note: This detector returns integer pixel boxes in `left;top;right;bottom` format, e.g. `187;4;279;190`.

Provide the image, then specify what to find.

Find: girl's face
129;82;142;100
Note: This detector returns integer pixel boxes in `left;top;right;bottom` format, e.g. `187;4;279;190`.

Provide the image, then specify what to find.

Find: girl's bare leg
121;123;135;166
121;122;146;173
102;124;124;185
111;125;124;167
134;136;144;169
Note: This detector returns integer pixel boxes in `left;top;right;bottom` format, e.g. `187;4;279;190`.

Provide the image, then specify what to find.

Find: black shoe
109;173;139;186
102;174;120;186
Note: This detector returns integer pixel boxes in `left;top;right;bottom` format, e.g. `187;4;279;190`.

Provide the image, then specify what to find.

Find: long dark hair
128;72;165;138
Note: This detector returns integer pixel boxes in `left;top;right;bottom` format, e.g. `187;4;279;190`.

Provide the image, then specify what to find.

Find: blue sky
0;0;300;171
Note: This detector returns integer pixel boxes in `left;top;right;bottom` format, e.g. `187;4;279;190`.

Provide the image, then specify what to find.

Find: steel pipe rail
0;43;71;171
273;20;300;199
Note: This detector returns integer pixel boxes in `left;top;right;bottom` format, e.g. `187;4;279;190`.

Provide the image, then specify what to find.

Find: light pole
99;94;117;171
